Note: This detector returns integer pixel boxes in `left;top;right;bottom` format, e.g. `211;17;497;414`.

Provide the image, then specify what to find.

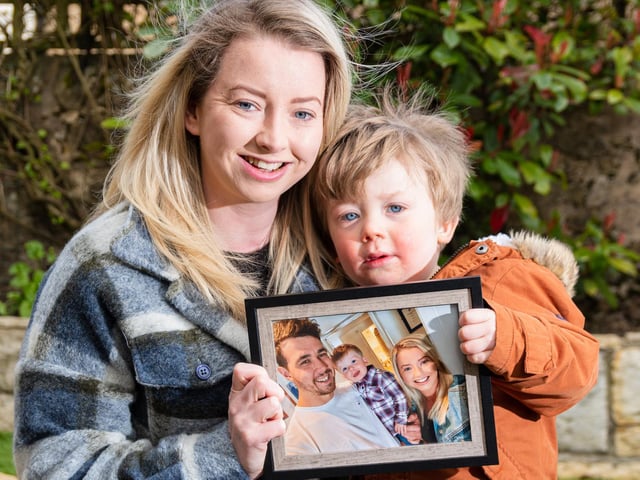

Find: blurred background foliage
1;0;639;319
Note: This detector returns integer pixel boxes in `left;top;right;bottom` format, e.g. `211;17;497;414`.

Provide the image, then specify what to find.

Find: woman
392;333;471;444
12;1;353;478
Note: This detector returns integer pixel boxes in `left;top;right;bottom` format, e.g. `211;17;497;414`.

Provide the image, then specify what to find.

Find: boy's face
335;350;369;382
326;157;456;286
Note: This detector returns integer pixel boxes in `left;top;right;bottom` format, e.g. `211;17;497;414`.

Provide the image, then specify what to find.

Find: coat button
475;244;489;254
195;363;211;380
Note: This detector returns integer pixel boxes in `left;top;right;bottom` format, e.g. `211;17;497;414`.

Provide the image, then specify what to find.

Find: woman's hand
228;362;286;479
403;412;423;444
458;308;497;364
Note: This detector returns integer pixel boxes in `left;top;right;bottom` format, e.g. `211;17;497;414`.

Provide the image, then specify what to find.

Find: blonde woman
13;1;354;478
391;333;471;444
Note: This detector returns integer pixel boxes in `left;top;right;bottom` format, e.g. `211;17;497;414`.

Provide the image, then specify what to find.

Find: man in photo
273;318;401;455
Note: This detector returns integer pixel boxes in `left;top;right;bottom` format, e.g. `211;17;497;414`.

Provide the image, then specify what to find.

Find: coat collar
109;203;318;359
110;204;180;282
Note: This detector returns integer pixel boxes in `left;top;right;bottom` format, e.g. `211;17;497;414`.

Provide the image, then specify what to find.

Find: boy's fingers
460;308;493;326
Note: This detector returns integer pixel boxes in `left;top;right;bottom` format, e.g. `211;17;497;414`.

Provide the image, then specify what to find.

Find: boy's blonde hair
304;86;472;288
331;343;363;364
96;0;354;320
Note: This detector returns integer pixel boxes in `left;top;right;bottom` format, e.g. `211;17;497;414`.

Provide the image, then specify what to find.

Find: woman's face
185;35;326;210
396;346;439;400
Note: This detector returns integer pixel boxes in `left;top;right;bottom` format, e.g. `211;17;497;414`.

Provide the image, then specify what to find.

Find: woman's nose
256;111;287;152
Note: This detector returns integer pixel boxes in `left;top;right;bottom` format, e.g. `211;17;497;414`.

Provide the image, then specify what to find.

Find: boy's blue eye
388;204;403;213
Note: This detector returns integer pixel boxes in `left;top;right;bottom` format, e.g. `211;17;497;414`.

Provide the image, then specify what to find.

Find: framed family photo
246;276;497;480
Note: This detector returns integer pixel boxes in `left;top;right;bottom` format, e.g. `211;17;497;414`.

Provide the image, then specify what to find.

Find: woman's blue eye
295;111;312;120
237;101;255;110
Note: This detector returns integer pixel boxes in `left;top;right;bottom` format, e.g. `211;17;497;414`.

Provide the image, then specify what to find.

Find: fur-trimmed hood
509;231;579;297
473;230;580;297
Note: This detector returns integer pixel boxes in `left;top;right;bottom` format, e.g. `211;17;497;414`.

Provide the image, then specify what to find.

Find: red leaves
524;25;552;67
490;205;510;233
445;0;460;26
488;0;508;33
509;108;530;143
396;62;413;99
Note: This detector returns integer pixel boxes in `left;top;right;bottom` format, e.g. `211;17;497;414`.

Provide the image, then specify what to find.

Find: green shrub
0;431;15;476
0;241;56;318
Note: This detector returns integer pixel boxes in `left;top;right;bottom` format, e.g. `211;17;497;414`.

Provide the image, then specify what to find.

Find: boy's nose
361;216;384;243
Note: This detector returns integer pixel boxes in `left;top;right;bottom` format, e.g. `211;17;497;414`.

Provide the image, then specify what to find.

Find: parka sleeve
480;259;600;417
13;253;250;479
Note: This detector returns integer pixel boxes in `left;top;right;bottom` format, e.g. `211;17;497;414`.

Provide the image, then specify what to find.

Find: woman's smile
244;156;285;171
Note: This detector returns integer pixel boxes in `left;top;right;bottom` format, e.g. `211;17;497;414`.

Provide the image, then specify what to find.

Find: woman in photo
391;333;471;444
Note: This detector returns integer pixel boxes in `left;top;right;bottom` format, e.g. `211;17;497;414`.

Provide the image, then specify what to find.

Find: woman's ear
185;104;200;136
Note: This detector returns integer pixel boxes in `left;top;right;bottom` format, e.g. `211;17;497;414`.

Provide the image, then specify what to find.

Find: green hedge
0;431;15;476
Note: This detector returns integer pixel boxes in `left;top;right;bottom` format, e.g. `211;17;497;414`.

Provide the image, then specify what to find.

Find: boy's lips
363;252;393;265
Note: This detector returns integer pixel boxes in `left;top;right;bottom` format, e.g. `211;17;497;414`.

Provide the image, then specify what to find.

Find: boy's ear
437;217;459;246
278;366;292;380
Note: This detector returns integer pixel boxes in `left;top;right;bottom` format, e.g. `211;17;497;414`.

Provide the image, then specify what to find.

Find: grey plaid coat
13;203;318;479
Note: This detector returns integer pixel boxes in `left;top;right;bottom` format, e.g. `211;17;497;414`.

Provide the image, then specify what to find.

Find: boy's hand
228;362;286;479
394;422;407;436
458;308;496;364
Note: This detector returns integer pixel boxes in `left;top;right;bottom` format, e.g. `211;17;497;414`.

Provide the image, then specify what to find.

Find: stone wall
0;317;26;432
557;332;640;479
1;316;640;478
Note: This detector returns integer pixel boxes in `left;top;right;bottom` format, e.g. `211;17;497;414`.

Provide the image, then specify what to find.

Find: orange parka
361;232;600;480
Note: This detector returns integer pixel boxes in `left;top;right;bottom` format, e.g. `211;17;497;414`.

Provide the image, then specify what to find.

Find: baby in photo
332;344;409;440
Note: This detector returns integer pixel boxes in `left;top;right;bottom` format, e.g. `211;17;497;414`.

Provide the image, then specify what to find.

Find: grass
0;431;15;476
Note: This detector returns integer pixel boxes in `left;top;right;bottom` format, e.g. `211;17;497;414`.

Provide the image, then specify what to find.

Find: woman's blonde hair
304;86;472;289
391;333;453;425
97;0;354;320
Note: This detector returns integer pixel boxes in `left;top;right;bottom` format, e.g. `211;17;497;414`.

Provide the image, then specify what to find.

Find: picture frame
246;276;497;480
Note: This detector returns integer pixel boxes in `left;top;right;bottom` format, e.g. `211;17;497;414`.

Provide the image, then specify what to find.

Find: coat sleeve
480;259;600;417
13;257;250;479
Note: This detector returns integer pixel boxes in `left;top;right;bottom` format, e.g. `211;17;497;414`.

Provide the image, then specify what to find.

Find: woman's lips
244;156;284;171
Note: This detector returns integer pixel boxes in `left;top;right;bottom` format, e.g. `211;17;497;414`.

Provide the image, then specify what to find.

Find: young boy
331;343;408;438
303;87;600;479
